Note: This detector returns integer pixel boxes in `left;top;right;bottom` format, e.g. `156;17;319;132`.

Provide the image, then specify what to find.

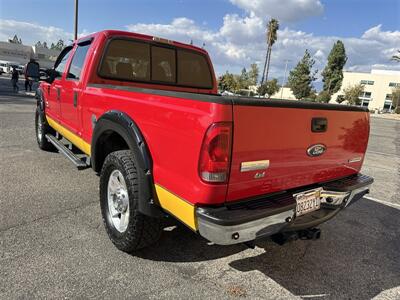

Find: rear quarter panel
81;86;232;205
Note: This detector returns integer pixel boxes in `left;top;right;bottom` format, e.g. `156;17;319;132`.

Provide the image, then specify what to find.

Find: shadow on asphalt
136;199;400;299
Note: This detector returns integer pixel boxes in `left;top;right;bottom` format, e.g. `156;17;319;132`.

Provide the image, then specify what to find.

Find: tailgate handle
312;118;327;132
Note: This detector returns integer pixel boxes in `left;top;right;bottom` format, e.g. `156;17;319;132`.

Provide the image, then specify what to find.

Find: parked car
0;61;13;74
35;30;373;253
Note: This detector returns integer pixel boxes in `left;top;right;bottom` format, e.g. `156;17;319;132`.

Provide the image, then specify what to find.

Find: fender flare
91;110;163;217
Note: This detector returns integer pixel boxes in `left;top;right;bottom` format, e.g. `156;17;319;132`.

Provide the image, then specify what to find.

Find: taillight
199;122;232;183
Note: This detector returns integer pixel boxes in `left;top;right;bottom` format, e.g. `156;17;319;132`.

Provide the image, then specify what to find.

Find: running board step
45;134;90;170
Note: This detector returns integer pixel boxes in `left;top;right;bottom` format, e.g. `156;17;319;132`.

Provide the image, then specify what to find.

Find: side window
151;46;175;83
67;43;91;80
54;47;73;78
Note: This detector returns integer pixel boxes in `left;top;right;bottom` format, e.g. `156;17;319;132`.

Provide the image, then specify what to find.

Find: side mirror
40;68;57;84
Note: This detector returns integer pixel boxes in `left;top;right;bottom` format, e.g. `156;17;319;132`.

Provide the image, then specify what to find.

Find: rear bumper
196;173;373;245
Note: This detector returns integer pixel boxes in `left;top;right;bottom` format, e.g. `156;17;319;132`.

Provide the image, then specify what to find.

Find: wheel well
94;130;129;172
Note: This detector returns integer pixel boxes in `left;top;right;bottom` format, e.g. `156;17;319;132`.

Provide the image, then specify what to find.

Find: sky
0;0;399;89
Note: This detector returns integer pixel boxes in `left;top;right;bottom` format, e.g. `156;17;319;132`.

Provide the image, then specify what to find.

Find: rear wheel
100;150;162;252
35;108;55;151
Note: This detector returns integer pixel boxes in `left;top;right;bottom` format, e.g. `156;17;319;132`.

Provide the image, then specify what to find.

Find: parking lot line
364;196;400;210
298;293;329;298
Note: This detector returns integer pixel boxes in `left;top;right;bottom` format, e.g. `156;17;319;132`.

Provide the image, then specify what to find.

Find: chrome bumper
196;174;373;245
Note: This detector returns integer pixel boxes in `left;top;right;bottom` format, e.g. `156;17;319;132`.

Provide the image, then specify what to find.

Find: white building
331;69;400;111
0;41;60;70
247;86;297;100
271;87;296;100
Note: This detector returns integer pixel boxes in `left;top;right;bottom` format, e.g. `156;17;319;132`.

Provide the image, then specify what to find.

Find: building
247;86;297;100
31;45;60;68
331;69;400;111
0;41;32;66
271;87;296;100
0;41;60;71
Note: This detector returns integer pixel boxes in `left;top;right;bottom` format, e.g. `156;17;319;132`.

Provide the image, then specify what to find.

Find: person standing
11;67;19;92
25;58;40;91
24;73;32;91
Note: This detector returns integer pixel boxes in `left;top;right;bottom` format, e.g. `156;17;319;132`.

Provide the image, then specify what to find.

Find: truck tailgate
227;101;370;202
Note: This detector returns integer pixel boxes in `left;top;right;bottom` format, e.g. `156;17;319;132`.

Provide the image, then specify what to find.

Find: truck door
60;40;92;135
44;46;73;120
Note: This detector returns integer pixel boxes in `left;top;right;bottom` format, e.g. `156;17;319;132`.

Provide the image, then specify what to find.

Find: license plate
294;188;322;216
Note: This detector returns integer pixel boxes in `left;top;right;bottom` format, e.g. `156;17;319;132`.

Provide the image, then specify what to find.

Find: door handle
56;87;61;101
73;91;78;107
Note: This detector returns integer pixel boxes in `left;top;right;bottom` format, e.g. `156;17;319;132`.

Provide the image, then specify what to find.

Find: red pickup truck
35;30;373;252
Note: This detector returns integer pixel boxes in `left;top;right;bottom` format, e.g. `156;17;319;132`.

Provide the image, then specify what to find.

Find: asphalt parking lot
0;78;399;299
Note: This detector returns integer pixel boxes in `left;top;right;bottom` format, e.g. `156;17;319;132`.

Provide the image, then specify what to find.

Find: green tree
248;63;259;86
258;78;280;97
392;50;400;62
57;39;64;49
343;84;364;105
287;50;317;99
239;67;250;89
315;90;331;103
42;41;48;49
261;18;279;85
322;40;347;96
35;41;42;47
218;72;239;93
336;95;345;103
50;42;55;49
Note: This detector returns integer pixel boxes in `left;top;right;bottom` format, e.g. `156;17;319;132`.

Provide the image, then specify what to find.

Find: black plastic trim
323;173;374;192
87;83;369;112
91;110;163;217
230;97;369;112
77;37;93;46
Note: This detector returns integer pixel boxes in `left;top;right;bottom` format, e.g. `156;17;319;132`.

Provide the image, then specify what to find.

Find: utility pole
280;59;290;99
74;0;79;40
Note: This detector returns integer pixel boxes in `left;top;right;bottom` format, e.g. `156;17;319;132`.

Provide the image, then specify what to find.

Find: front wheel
100;150;162;253
35;108;55;151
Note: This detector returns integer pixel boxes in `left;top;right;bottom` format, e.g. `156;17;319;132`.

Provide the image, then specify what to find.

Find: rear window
177;50;212;88
99;38;213;89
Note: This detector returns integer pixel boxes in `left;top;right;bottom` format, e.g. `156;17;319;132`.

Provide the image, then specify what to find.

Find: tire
35;108;55;151
100;150;162;252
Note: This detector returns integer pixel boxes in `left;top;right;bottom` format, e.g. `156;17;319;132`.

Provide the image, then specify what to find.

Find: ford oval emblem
307;144;326;157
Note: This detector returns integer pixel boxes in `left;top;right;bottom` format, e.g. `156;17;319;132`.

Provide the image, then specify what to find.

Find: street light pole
74;0;79;40
280;59;290;99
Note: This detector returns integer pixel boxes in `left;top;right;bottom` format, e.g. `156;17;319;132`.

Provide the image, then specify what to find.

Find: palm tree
261;18;279;85
392;50;400;62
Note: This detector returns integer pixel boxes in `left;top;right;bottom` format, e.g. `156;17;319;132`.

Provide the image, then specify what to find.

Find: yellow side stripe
46;116;91;156
155;184;197;230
